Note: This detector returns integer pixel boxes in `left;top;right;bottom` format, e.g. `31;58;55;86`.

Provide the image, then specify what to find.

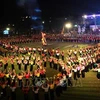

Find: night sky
2;0;100;24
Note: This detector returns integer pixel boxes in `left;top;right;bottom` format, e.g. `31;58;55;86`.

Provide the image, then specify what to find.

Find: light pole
6;27;10;35
61;23;72;34
83;15;87;27
92;14;97;30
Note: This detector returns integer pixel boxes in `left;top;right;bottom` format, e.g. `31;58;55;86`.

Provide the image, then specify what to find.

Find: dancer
41;32;47;46
93;64;100;80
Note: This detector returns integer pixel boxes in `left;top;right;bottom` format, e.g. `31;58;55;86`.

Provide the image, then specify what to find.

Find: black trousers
44;92;49;100
34;93;39;100
50;89;54;100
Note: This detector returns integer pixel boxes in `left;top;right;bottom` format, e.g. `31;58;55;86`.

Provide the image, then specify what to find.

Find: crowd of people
0;33;100;46
0;34;100;100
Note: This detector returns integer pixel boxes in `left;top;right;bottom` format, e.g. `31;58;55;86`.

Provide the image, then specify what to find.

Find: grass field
17;42;100;100
17;41;89;50
0;41;100;100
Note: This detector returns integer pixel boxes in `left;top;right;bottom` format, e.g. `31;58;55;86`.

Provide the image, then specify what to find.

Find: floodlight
83;15;87;19
65;23;72;29
6;28;10;31
42;21;45;24
93;14;96;18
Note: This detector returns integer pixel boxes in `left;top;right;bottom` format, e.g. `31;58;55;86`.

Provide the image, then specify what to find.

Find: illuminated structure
82;14;100;31
3;28;10;35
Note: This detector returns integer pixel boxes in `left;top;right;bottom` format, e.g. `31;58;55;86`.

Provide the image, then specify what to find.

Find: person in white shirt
67;70;73;87
81;64;85;78
33;86;39;100
62;74;67;91
72;66;77;80
96;67;100;80
72;65;82;87
42;83;50;100
93;65;100;80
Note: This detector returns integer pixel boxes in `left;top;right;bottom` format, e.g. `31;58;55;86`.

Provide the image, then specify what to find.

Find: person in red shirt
22;86;29;100
40;67;46;78
24;71;30;86
0;71;5;84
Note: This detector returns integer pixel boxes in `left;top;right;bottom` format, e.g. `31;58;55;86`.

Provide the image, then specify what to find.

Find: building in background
82;14;100;31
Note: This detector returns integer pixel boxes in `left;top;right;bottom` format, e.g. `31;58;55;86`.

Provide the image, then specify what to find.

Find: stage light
65;23;72;29
82;14;100;18
34;8;41;12
6;28;10;31
32;16;41;20
26;16;28;18
42;21;45;24
74;25;78;27
93;14;96;18
32;16;37;20
83;15;87;19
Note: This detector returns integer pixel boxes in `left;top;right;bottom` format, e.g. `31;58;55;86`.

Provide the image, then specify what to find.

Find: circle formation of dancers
0;40;100;100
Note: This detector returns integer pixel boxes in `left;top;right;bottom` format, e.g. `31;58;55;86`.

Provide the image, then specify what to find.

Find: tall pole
67;28;69;33
94;17;97;30
61;25;64;34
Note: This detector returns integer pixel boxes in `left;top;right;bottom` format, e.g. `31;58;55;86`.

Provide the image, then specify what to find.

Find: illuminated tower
82;14;100;31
